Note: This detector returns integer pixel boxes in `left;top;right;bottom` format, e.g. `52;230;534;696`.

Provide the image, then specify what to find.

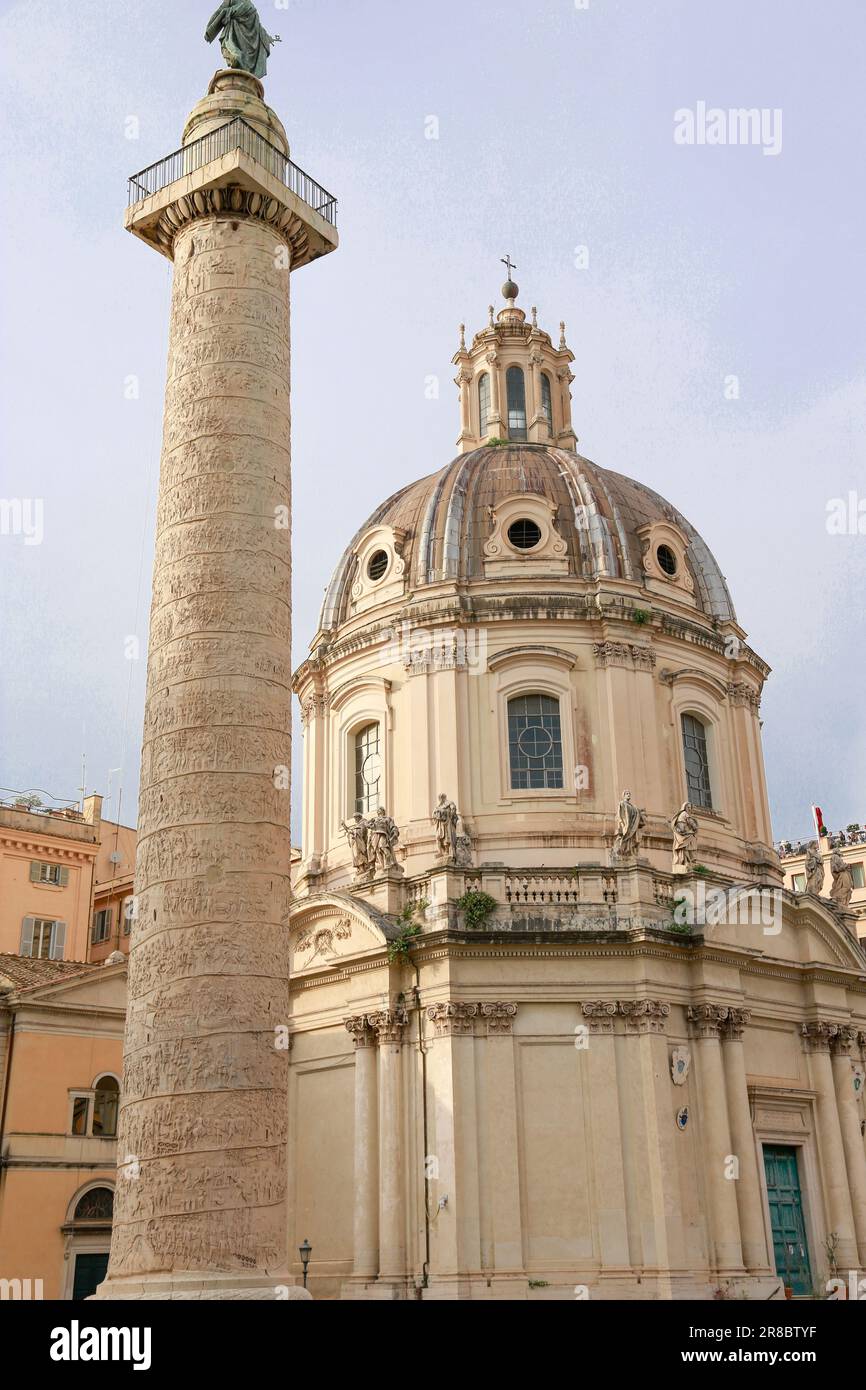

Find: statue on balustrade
612;790;646;859
367;807;401;875
671;802;699;873
432;793;460;861
804;841;825;896
341;814;369;876
829;850;854;909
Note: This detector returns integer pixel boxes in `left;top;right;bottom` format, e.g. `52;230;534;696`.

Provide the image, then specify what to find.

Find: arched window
73;1186;114;1222
506;366;527;442
478;372;491;438
354;724;382;814
681;714;713;809
508;695;563;789
92;1075;119;1137
541;372;553;433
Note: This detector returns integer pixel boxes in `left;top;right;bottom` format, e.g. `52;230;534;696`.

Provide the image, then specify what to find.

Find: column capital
344;1015;377;1048
581;1001;618;1034
620;999;670;1034
829;1024;860;1057
367;1008;409;1044
480;1001;518;1035
426;1002;478;1037
687;1003;730;1038
800;1020;844;1052
723;1007;752;1040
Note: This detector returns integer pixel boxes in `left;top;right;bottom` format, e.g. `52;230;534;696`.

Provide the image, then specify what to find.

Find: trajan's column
97;7;337;1300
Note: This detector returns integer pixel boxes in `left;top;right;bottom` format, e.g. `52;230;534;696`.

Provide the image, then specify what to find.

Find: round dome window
507;519;542;551
367;550;389;581
656;544;678;577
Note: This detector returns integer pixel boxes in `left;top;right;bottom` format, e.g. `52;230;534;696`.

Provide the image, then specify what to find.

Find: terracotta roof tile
0;953;98;993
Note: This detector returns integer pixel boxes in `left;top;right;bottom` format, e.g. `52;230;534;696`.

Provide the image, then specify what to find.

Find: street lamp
299;1238;312;1290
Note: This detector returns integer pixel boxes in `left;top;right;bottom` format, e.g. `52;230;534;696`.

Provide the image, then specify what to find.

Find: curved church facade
289;281;866;1300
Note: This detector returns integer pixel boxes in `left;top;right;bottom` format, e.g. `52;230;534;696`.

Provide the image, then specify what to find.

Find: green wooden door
71;1252;109;1301
763;1145;812;1295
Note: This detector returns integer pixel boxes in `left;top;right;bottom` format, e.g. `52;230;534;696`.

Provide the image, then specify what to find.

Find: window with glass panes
506;366;527;441
478;372;490;437
354;724;382;814
681;714;713;808
508;695;564;789
541;372;553;432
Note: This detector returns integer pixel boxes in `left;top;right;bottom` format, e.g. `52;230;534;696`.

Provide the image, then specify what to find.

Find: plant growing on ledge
484;436;510;447
631;608;651;626
387;899;428;963
456;887;497;930
693;863;710;876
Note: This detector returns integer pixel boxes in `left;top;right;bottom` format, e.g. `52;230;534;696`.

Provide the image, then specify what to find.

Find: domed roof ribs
439;450;480;582
556;451;622;579
416;462;454;586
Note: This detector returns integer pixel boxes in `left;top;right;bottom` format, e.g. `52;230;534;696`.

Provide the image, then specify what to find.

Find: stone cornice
152;183;311;262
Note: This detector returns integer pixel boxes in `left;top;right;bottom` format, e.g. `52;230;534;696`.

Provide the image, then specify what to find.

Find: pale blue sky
0;0;863;840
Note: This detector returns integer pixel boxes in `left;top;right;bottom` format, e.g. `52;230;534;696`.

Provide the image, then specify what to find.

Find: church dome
319;443;736;633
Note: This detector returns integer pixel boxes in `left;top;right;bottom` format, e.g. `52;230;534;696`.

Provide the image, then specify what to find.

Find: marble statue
671;802;699;872
804;841;825;896
612;790;646;858
341;814;369;875
367;807;401;874
433;793;460;860
205;1;281;79
829;851;854;909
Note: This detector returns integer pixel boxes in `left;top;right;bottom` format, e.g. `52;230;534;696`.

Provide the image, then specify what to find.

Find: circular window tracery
507;519;543;551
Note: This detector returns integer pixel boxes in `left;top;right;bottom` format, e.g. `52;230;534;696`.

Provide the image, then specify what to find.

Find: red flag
811;806;826;839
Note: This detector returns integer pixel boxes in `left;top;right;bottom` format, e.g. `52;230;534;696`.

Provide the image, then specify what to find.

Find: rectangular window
91;909;111;944
122;898;134;934
40;863;62;885
32;919;55;959
508;694;564;790
681;714;713;809
71;1096;90;1135
792;873;806;892
354;724;381;814
851;862;865;890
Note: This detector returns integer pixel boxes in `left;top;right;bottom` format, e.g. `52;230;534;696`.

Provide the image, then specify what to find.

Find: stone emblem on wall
670;1046;691;1086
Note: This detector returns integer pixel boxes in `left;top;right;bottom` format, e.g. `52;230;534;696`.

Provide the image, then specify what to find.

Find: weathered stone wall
108;211;293;1283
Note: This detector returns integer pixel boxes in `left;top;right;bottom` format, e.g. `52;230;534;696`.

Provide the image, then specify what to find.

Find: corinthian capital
620;999;670;1033
367;1008;409;1044
687;1003;731;1038
426;1002;478;1037
480;1001;518;1034
800;1020;842;1052
344;1015;376;1048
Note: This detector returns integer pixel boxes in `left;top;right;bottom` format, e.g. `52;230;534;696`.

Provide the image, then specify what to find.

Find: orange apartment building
0;791;133;1300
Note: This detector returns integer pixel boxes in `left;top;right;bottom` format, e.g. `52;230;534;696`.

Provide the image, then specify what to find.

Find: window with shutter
59;866;70;887
19;916;35;956
30;862;42;883
50;921;67;960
